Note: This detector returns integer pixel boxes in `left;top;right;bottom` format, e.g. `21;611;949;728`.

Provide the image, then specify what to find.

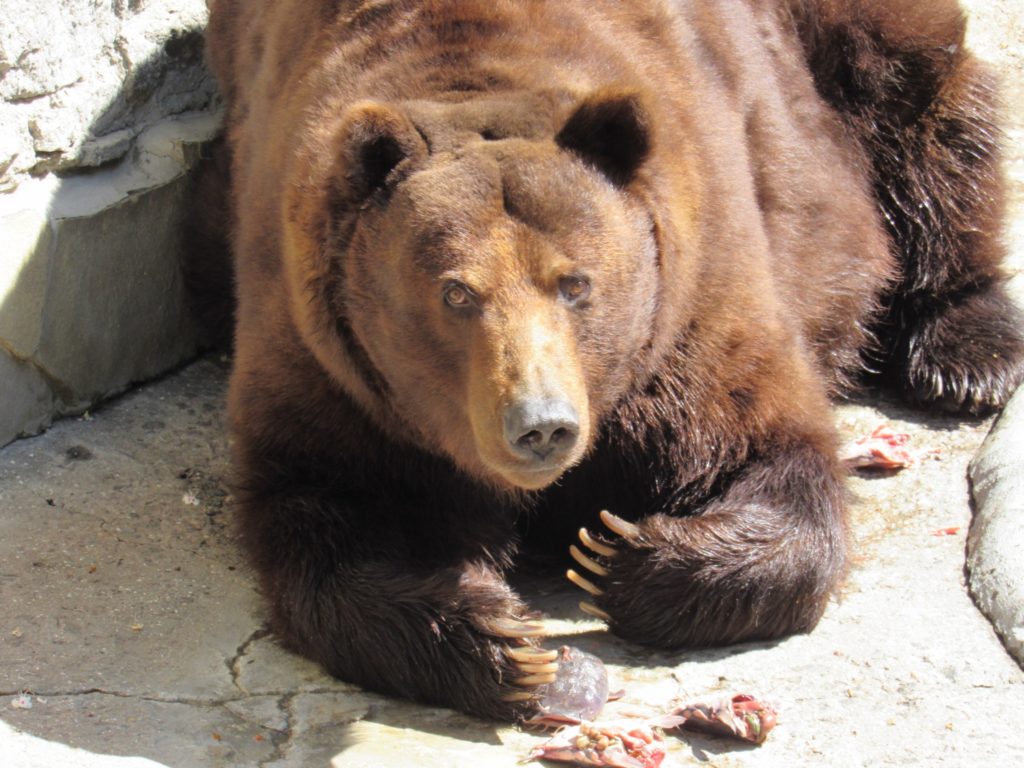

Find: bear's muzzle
502;397;581;463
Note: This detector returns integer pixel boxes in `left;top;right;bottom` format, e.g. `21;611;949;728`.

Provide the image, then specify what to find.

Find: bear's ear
334;101;426;203
556;89;651;186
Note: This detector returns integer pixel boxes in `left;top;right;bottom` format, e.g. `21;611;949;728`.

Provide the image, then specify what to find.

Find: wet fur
202;0;1024;721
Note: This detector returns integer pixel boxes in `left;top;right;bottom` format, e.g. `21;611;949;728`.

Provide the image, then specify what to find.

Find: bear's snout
503;398;580;463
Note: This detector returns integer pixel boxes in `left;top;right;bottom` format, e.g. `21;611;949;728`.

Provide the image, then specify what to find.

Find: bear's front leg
236;487;556;721
568;435;847;649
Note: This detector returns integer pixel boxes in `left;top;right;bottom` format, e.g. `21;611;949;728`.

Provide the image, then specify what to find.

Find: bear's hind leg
793;0;1024;413
891;276;1024;414
876;41;1024;414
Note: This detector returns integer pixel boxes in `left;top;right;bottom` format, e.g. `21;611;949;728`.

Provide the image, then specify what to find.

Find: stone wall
0;0;221;446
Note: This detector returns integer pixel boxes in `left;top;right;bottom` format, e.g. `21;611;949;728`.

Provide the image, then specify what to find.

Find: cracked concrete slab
1;720;168;768
0;359;256;703
2;360;1023;768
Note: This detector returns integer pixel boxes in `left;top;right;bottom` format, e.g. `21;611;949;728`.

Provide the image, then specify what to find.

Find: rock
0;0;221;447
968;384;1024;664
0;0;215;181
0;0;222;448
0;112;221;447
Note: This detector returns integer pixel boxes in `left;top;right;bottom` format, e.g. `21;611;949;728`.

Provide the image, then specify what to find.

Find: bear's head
283;90;668;490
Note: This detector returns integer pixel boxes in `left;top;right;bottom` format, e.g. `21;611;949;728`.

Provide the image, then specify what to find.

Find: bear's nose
503;399;580;462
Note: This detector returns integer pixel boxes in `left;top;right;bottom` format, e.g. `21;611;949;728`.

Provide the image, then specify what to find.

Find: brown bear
203;0;1024;721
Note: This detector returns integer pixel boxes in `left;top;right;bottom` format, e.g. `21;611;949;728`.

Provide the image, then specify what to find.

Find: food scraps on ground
527;693;778;766
528;719;675;768
841;424;937;471
521;644;777;765
670;693;777;745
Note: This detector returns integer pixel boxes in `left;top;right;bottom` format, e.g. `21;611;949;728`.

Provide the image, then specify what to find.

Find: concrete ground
3;2;1024;766
2;356;1023;768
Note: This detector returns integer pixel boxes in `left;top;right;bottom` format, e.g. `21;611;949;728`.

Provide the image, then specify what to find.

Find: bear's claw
484;625;559;702
579;528;618;558
567;568;604;596
508;647;560;664
514;661;560;675
570;544;610;577
579;601;613;622
573;512;634;626
483;617;547;638
599;510;640;540
570;511;640;617
500;690;539;703
514;672;560;686
506;646;559;702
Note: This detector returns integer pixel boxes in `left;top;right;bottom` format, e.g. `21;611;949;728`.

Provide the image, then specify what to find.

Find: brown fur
201;0;1024;720
181;136;235;349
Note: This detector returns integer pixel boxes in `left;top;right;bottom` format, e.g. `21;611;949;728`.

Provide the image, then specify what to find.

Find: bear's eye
558;275;591;304
443;281;476;309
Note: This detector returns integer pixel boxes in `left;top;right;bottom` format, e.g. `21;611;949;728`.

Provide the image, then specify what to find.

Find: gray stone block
0;111;220;447
0;202;52;358
1;0;222;448
34;178;201;405
968;385;1024;664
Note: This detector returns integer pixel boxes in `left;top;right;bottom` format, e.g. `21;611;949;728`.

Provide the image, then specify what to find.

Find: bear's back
210;0;893;392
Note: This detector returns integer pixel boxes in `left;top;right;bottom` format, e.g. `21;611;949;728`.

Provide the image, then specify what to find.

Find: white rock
968;384;1024;663
0;0;214;180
